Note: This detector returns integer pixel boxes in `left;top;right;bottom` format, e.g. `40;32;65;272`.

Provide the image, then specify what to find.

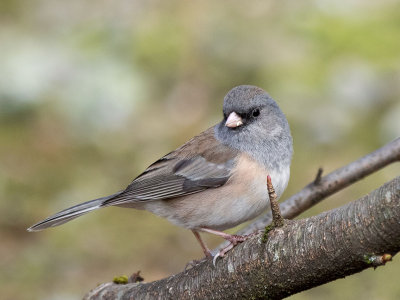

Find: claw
213;253;221;266
212;242;235;266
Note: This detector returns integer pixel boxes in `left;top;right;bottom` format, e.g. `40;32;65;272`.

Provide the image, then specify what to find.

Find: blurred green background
0;1;399;299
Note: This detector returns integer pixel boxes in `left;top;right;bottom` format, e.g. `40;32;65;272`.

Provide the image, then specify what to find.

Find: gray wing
102;127;239;206
101;155;236;206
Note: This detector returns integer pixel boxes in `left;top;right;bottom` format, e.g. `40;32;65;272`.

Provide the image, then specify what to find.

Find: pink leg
199;227;258;262
199;227;256;244
192;230;212;258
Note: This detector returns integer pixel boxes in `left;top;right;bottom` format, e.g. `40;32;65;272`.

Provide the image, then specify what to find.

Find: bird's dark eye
252;108;260;117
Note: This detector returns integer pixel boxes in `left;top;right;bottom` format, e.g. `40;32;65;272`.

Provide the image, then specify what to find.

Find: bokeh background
1;1;400;299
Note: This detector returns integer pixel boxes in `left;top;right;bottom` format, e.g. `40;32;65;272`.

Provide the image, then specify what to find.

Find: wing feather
101;127;239;206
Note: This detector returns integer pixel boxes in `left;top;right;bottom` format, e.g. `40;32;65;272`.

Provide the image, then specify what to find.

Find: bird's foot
212;232;258;266
213;243;234;266
225;234;252;244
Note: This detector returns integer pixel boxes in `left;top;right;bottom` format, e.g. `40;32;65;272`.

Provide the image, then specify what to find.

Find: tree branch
267;175;284;228
85;176;400;300
233;137;400;239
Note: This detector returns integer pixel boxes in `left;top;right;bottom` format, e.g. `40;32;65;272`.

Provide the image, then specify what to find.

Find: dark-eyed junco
28;85;293;259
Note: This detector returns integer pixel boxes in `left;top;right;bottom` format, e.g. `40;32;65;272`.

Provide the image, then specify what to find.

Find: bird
28;85;293;259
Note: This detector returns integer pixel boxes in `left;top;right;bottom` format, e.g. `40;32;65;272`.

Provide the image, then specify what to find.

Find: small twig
364;254;393;268
313;167;323;185
128;271;144;283
267;175;284;228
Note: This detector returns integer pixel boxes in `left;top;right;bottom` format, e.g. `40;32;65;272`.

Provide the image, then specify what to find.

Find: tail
27;191;123;232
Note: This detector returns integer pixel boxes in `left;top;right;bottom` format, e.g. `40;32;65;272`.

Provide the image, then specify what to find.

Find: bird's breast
144;153;290;231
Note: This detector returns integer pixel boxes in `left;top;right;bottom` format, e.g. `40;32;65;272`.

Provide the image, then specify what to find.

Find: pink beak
225;112;243;128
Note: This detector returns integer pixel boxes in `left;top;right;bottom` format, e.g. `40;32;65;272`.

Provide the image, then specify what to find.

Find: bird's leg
199;227;256;245
199;227;258;264
184;230;212;271
192;230;212;258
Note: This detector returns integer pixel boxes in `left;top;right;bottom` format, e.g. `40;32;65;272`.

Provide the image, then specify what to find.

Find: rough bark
85;176;400;300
